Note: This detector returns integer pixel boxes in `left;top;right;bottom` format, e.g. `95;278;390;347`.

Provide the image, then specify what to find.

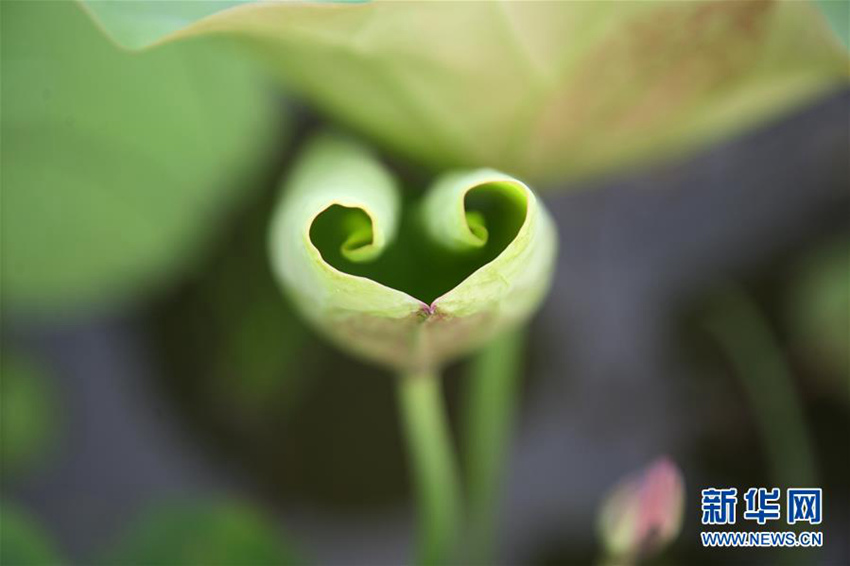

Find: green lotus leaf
99;500;302;566
787;237;850;386
0;351;57;476
1;0;283;314
269;133;556;370
82;0;849;186
0;504;63;566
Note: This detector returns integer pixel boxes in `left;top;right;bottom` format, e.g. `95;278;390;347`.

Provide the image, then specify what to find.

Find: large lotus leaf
269;133;556;371
99;501;302;566
83;1;848;186
1;1;283;313
0;350;57;476
0;504;62;566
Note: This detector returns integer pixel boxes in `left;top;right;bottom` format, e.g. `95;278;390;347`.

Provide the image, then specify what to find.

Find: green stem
703;286;818;566
463;327;526;564
398;370;462;566
702;286;816;486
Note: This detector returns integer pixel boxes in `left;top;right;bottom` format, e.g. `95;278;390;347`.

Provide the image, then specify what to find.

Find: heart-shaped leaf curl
269;134;556;371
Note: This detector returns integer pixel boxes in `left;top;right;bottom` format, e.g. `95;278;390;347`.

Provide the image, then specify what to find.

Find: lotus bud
597;457;685;564
269;133;556;371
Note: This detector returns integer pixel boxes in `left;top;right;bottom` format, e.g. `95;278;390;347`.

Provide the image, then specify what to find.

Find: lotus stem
702;285;816;486
398;370;462;566
463;327;526;563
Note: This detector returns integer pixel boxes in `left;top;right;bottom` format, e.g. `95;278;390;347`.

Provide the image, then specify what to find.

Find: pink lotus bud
597;457;685;563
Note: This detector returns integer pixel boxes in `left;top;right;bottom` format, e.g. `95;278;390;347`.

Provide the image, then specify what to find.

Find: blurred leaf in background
0;503;63;566
152;186;410;509
155;182;317;423
1;0;285;316
99;500;302;566
84;1;848;187
0;350;57;477
787;237;850;395
816;0;850;49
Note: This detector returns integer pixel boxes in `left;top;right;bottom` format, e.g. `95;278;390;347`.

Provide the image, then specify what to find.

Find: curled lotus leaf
269;133;556;370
